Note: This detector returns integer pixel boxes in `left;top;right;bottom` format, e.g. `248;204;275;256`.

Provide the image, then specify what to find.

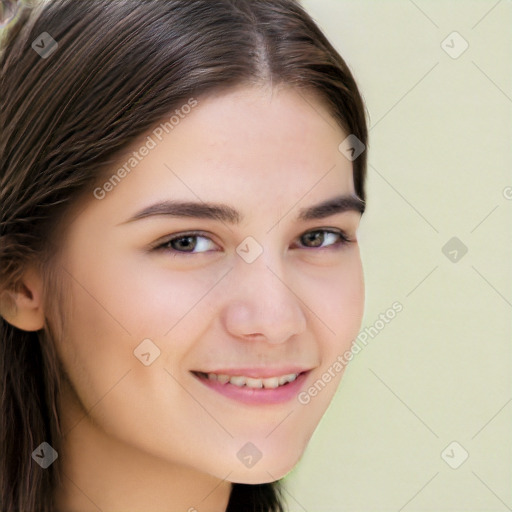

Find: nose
221;254;307;344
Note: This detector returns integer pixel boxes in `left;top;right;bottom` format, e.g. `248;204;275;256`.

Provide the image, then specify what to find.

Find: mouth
191;368;312;405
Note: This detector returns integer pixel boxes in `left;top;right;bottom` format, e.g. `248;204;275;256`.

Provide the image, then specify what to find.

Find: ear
0;267;45;331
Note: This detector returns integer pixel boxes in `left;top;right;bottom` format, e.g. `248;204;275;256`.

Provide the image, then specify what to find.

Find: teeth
278;373;297;385
261;377;280;389
205;372;299;389
229;376;247;387
245;377;263;388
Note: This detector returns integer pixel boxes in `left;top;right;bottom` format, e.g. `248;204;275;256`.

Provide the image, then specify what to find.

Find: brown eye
299;230;350;249
168;235;197;252
302;231;324;247
155;232;218;254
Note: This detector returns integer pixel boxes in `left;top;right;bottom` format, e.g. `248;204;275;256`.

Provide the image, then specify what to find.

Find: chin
229;469;289;485
226;448;305;484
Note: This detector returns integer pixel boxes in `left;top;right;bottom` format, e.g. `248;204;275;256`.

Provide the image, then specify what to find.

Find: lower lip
193;371;310;405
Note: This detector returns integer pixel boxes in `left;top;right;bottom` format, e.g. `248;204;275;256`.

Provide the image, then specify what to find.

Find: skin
3;85;365;511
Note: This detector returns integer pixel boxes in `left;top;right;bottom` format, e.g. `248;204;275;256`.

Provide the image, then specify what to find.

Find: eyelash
153;229;352;256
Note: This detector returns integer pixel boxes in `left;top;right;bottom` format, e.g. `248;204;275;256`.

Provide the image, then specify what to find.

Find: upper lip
192;366;313;379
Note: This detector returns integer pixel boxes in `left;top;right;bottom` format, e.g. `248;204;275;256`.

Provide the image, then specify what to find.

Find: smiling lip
195;366;311;379
191;367;312;405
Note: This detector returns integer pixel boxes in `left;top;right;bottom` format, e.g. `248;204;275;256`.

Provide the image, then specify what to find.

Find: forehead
90;85;356;223
172;85;344;161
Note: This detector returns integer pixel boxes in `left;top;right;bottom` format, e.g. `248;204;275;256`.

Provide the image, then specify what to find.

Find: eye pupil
303;231;324;247
173;236;196;251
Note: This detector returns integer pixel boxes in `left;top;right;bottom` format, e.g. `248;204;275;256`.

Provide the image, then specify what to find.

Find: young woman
0;0;368;510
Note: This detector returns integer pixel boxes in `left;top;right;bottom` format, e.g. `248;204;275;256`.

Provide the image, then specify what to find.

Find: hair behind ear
0;320;63;512
0;288;16;319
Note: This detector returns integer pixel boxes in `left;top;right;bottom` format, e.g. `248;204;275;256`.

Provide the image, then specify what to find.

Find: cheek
55;242;225;389
78;249;221;337
52;274;134;419
305;251;364;346
121;264;227;344
292;255;364;430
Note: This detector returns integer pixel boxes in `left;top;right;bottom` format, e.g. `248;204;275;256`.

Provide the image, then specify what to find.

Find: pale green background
283;1;512;511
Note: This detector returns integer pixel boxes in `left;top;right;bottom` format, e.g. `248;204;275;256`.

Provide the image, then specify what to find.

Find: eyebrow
119;194;365;226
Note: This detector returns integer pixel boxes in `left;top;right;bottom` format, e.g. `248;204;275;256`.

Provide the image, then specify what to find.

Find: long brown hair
0;0;368;510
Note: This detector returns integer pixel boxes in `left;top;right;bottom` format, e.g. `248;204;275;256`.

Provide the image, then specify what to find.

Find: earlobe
0;268;45;332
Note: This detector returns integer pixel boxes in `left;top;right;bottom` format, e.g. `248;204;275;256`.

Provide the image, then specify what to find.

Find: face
53;85;365;484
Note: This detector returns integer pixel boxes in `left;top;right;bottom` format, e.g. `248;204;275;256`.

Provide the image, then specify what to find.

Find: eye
153;228;352;256
154;232;218;255
297;229;351;249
